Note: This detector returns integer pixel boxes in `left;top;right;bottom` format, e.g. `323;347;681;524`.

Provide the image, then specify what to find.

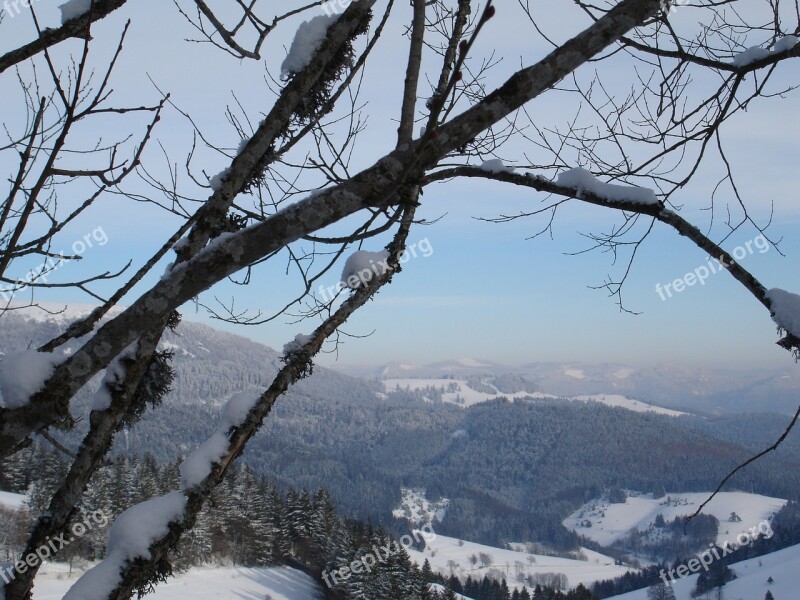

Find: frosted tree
647;581;677;600
0;0;799;598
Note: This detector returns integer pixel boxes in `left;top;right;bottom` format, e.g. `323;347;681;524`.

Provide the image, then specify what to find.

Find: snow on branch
556;167;659;205
282;333;313;357
732;36;798;67
0;351;62;409
63;492;187;600
480;158;515;174
341;249;391;289
91;342;139;411
766;288;800;340
179;391;260;489
59;0;92;24
281;14;340;77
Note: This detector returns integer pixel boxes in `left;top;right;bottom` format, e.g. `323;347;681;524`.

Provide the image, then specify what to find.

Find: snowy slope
0;491;26;511
564;491;786;547
610;542;800;600
407;532;632;592
383;378;686;415
21;563;322;599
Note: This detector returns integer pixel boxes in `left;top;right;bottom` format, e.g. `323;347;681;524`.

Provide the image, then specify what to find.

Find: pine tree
765;591;775;600
442;582;458;600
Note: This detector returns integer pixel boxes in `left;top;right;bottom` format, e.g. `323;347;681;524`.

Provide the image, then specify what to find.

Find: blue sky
2;1;799;370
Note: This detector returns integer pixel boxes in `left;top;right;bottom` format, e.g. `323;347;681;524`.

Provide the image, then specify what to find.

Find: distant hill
338;359;800;416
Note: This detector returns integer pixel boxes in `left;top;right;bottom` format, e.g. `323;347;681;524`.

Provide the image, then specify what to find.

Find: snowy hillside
564;491;786;547
383;378;686;415
8;562;322;599
407;532;633;593
610;542;800;600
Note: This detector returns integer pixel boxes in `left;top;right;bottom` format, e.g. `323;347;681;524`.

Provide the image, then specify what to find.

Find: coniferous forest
2;444;599;599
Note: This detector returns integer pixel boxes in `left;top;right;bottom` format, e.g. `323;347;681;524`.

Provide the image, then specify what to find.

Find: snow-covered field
382;378;685;415
572;394;685;417
8;563;322;600
406;532;633;593
611;542;800;600
564;491;787;547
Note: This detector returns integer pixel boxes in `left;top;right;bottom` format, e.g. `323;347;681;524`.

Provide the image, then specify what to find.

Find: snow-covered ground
407;532;633;593
10;562;322;599
382;378;685;415
611;542;800;600
564;491;787;547
0;491;26;511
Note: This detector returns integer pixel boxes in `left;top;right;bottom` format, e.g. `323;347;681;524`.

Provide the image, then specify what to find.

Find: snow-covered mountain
338;359;800;416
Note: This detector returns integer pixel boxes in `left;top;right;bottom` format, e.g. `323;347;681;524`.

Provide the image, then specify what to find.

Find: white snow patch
59;0;91;24
774;35;798;53
732;37;796;66
732;46;772;66
564;368;585;379
341;250;391;289
64;492;187;600
220;390;259;429
479;158;515;173
172;237;190;253
282;333;313;356
573;394;686;417
766;288;800;339
180;391;259;489
0;351;61;409
280;14;338;76
179;432;229;490
556;167;659;205
92;342;139;411
0;491;27;511
209;167;230;191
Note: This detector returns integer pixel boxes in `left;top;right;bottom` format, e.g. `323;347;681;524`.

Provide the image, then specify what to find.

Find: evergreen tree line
435;573;597;600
